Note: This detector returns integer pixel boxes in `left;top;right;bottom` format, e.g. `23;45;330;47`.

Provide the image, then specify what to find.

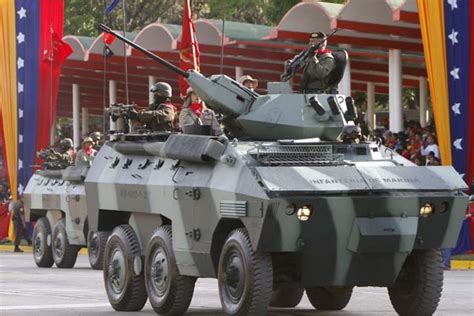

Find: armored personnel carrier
83;25;468;315
24;164;109;270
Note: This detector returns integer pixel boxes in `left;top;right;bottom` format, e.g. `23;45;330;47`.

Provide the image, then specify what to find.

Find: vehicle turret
97;24;356;141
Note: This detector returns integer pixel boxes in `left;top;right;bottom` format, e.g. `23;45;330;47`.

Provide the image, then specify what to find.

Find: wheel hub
54;232;65;258
150;247;169;295
108;248;126;294
224;252;245;302
34;234;43;258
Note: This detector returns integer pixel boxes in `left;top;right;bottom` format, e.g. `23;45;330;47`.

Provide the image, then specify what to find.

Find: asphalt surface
0;252;473;315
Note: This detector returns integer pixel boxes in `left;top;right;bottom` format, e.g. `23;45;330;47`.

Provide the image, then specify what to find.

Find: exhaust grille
220;201;248;217
248;144;344;166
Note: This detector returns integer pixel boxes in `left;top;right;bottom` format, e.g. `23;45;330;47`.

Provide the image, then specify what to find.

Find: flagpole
219;12;225;74
49;25;54;146
186;0;198;70
122;0;129;104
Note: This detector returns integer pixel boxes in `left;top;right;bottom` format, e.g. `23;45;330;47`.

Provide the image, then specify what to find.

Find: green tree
64;0;348;36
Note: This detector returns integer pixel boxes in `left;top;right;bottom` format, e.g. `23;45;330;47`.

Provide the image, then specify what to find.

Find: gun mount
97;24;356;141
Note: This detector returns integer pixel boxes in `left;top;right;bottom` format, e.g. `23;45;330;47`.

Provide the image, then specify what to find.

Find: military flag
0;0;71;240
179;0;200;98
417;0;474;188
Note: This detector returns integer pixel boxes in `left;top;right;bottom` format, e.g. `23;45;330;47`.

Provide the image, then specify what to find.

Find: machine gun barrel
97;23;189;78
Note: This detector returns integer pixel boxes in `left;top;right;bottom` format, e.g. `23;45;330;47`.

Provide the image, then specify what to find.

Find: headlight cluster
420;203;433;217
285;204;314;221
297;206;313;221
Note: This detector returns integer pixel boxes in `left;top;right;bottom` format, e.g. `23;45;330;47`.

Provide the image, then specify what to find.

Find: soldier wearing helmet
89;131;102;151
301;31;336;94
75;137;97;166
59;138;76;163
130;82;175;132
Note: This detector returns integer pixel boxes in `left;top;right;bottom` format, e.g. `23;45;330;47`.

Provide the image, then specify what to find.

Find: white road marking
0;303;111;311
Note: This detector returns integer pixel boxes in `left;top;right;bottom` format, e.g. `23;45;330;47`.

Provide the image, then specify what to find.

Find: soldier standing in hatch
89;132;102;151
301;31;336;94
179;87;223;136
12;194;31;252
59;138;76;162
75;137;96;166
130;82;175;132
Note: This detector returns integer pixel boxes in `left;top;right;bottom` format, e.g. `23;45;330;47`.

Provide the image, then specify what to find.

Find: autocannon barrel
97;23;189;78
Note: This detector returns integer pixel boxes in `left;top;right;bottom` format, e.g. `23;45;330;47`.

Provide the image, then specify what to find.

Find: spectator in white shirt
421;135;440;160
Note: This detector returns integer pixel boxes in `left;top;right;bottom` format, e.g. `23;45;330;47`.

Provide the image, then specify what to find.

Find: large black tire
103;224;147;311
306;286;353;310
144;225;196;315
218;228;273;316
32;217;54;268
52;219;79;268
388;249;443;316
88;230;111;270
270;285;304;307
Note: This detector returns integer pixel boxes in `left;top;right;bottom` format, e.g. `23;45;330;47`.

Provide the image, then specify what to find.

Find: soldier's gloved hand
128;109;138;120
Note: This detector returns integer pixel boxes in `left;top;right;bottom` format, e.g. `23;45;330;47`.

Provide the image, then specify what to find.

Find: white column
389;49;403;132
419;76;428;128
235;66;243;81
109;80;117;132
50;123;56;145
148;75;156;104
72;84;80;149
81;107;89;137
338;46;351;96
367;82;375;129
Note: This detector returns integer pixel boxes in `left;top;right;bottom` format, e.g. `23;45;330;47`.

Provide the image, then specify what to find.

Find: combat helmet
89;131;102;142
150;82;172;98
60;138;73;149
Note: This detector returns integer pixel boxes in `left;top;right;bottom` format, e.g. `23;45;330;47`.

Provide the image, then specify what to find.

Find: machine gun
107;103;137;134
97;24;353;141
37;148;73;170
281;29;337;82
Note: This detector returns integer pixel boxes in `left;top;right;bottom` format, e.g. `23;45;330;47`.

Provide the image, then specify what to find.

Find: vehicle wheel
218;228;273;315
32;217;54;268
88;230;111;270
306;286;353;310
103;224;147;311
145;225;196;315
52;219;79;268
270;285;304;307
388;249;443;316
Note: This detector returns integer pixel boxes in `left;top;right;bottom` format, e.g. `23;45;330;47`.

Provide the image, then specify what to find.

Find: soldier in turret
301;31;336;94
89;132;103;151
75;137;96;166
179;87;222;136
129;82;175;132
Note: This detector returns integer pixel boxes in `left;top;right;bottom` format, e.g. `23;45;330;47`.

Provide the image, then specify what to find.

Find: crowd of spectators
368;120;441;166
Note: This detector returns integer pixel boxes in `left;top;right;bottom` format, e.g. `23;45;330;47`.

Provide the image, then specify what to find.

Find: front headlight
297;206;313;221
420;203;433;217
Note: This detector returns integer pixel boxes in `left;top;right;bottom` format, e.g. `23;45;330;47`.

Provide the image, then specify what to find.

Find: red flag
103;32;116;45
179;0;200;98
43;28;73;68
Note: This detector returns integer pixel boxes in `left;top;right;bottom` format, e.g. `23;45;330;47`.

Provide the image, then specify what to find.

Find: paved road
0;252;473;315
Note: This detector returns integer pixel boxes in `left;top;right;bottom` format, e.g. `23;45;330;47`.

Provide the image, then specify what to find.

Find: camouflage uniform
134;82;175;132
301;52;336;93
136;103;175;132
179;107;222;136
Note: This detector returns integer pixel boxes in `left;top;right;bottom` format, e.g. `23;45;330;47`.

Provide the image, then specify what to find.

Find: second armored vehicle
24;165;109;270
